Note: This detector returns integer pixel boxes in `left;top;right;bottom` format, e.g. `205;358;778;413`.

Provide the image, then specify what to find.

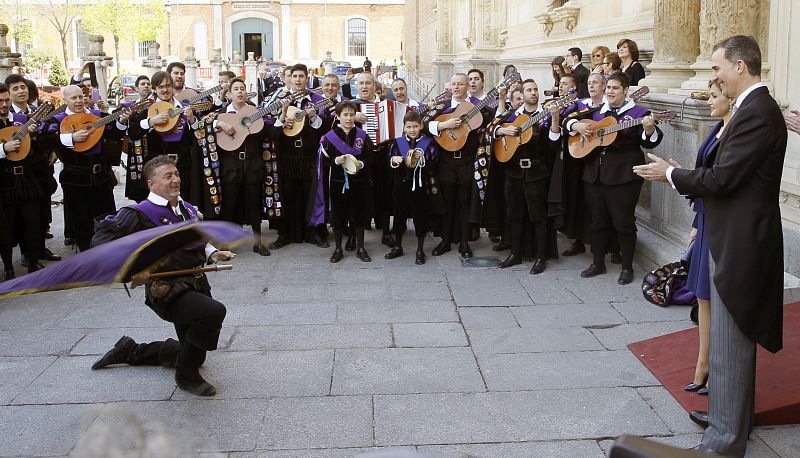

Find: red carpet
628;301;800;426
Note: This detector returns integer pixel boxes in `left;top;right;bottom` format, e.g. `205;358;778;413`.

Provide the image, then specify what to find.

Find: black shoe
689;410;709;429
580;264;607;278
64;237;74;246
488;233;501;243
415;250;426;265
431;241;451;256
492;241;512;252
610;252;622;264
308;234;330;248
530;258;546;275
498;254;522;268
42;248;62;261
618;269;634;285
697;386;709;396
356;248;372;262
381;233;396;247
45;231;54;239
685;375;708;392
3;269;14;281
458;242;473;258
175;373;217;396
91;336;136;370
384;246;404;259
269;237;290;249
330;248;344;263
345;235;356;251
562;242;585;257
253;243;271;256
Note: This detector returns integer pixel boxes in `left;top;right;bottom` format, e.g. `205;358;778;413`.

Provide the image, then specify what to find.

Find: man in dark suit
634;35;787;457
568;47;589;99
256;69;272;104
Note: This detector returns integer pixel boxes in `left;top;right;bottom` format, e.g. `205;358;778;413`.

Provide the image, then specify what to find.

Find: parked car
107;74;138;106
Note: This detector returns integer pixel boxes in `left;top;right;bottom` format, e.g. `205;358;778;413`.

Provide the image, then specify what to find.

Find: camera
543;89;557;97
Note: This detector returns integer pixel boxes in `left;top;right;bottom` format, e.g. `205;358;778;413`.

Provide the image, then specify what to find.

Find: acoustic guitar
0;102;60;161
568;110;677;159
492;92;578;163
59;99;152;153
147;100;214;133
282;96;336;137
433;71;520;152
214;92;305;152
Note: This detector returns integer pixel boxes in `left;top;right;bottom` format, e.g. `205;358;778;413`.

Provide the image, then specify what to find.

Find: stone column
432;0;454;91
0;24;22;81
210;48;223;84
231;51;243;77
280;0;291;61
639;0;700;93
212;0;223;51
676;0;760;93
142;42;166;78
244;51;258;102
184;46;199;90
83;35;114;101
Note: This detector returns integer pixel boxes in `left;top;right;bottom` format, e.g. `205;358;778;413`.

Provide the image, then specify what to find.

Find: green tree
41;0;79;71
81;0;167;75
1;0;33;53
49;62;69;87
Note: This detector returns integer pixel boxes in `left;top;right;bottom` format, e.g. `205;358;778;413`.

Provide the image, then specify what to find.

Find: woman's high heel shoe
697;386;709;396
684;375;708;392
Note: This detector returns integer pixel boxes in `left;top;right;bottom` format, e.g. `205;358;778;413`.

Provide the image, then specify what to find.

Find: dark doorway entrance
244;33;263;59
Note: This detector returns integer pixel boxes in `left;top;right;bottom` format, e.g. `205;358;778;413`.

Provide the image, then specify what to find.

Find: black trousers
1;199;42;271
584;180;642;269
277;155;314;242
220;180;263;233
62;182;116;251
438;160;473;244
130;291;226;375
505;176;548;259
392;180;428;238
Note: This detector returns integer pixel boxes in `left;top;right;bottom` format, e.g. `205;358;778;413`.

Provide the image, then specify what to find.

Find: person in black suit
634;35;787;457
567;47;590;99
256;69;272;104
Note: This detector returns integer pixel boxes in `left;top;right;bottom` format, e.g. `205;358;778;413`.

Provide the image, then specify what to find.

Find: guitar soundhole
241;118;251;128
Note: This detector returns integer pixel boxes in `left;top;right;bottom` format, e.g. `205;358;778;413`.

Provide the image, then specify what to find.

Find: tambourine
342;155;360;175
405;148;425;169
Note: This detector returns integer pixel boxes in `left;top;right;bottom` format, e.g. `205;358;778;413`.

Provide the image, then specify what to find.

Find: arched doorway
231;18;274;60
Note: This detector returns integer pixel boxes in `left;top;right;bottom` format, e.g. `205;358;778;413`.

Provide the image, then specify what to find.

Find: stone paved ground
0;182;798;457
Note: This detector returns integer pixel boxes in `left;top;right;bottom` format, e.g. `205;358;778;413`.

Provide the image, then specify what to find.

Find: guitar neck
605;116;646;134
11;119;35;141
188;85;222;104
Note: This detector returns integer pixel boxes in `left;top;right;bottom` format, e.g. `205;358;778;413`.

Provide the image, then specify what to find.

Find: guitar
283;96;336;137
215;91;306;152
175;82;228;106
0;102;59;161
568;110;677;159
59;99;152;153
492;92;578;163
147;100;214;133
433;71;521;151
419;90;453;120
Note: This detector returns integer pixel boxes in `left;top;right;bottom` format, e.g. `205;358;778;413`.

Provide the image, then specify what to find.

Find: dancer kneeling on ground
90;156;235;396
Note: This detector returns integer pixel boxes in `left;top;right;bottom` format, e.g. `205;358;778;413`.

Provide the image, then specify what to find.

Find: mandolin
568;110;677;159
492;92;578;163
0;102;61;161
59;99;151;153
214;91;305;152
147;100;214;133
282;96;336;137
433;71;521;152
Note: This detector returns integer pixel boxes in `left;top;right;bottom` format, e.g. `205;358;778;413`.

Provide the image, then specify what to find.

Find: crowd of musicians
1;38;664;285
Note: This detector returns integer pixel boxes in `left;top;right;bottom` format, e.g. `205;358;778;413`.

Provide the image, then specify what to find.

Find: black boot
498;254;522;268
175;369;217;396
458;242;473;258
92;336;137;370
530;258;546;275
385;246;404;259
415;250;426;265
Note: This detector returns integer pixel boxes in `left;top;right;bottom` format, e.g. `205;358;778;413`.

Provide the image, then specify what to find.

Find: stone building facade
19;0;404;75
405;0;800;279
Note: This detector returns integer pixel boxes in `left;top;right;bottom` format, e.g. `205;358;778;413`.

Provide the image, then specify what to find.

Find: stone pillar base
639;62;695;93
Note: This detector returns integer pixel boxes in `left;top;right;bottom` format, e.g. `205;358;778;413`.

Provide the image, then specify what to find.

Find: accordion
360;100;409;144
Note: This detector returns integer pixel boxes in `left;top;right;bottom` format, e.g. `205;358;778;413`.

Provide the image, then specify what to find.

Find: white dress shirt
146;192;218;259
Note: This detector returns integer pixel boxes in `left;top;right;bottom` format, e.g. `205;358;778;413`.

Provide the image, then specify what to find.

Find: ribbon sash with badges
195;116;223;216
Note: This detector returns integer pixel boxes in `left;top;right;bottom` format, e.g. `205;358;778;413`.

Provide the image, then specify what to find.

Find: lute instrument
59;99;151;153
568;109;676;159
433;70;521;152
0;102;61;161
147;100;214;133
282;96;336;137
492;92;578;163
215;91;306;152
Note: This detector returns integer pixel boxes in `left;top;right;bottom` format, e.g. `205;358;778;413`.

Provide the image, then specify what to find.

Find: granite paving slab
591;321;696;350
0;404;99;456
458;306;520;329
335;300;458;324
511;303;627;327
0;328;87;357
392;322;468;347
0;356;56;405
466;325;603;354
224;303;338;326
230;324;390;351
419;440;606;458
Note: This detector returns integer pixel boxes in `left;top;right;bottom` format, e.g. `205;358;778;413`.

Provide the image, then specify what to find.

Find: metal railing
401;63;436;102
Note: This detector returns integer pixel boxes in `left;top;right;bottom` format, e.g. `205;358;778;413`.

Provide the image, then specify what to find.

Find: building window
76;20;89;59
346;18;367;57
193;22;208;61
296;22;310;59
138;40;155;59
